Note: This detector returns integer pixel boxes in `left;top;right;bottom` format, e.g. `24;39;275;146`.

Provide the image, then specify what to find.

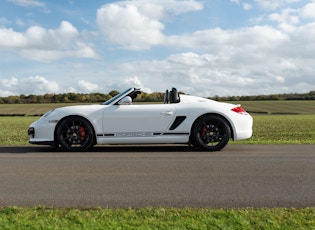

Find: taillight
231;106;247;115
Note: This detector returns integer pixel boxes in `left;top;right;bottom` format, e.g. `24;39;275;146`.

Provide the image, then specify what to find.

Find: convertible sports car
28;87;253;151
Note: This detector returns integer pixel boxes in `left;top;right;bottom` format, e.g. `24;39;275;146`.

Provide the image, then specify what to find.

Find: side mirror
118;96;132;105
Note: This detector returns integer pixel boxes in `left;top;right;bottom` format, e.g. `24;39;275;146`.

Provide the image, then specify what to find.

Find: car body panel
102;104;176;133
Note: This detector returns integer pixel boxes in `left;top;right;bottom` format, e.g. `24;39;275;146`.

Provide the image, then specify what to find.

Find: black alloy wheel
192;115;231;151
56;116;95;151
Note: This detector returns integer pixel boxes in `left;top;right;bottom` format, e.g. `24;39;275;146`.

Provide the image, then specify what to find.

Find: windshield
103;88;133;105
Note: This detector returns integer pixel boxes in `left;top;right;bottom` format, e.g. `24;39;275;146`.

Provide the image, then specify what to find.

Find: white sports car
28;87;253;151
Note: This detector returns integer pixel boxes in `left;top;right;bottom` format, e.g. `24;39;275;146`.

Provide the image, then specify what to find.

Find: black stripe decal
162;133;189;135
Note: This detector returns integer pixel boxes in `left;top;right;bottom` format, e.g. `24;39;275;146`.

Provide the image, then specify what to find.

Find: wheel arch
189;113;234;141
54;115;97;146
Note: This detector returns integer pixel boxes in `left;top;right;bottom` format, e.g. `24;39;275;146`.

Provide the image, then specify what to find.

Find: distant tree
26;94;37;103
37;95;44;103
109;90;119;97
52;94;63;103
20;94;27;100
43;93;51;100
4;96;20;104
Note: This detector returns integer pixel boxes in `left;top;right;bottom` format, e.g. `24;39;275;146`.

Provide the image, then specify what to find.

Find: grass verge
1;207;314;230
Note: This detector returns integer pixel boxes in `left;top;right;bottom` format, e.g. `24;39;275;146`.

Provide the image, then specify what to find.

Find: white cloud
15;19;25;26
0;90;15;97
301;0;315;19
7;0;45;8
254;0;281;10
0;28;26;48
77;80;101;93
0;76;59;96
167;52;215;67
24;76;59;94
243;3;252;10
0;21;99;62
97;4;165;50
123;76;152;93
96;0;203;50
230;0;240;4
232;0;302;11
254;0;301;10
0;17;10;25
6;0;49;13
0;77;18;88
268;8;300;29
113;0;203;19
0;76;104;96
167;25;289;59
230;0;251;11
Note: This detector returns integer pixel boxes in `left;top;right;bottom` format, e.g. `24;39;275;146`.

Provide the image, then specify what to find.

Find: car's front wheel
56;116;95;151
191;115;231;151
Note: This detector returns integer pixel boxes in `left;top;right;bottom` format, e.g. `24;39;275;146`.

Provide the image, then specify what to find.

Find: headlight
28;127;35;137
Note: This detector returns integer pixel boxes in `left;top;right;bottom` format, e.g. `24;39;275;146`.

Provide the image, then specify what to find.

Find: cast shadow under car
0;144;199;154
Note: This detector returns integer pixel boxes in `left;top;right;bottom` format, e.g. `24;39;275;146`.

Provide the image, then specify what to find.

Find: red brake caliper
79;126;86;140
200;125;207;137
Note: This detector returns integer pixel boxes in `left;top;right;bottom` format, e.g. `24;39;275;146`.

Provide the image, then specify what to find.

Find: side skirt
29;141;55;146
96;133;190;144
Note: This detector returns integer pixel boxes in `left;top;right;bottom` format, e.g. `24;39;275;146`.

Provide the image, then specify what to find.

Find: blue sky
0;0;315;97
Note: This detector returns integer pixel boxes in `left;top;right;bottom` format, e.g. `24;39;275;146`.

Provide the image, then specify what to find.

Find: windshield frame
102;88;134;105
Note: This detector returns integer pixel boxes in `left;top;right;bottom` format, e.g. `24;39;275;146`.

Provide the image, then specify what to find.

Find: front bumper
28;119;57;145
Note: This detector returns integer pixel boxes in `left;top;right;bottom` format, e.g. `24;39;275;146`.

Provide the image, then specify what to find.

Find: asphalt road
0;144;314;208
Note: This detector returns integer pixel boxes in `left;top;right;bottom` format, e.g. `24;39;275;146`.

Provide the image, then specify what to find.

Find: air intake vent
169;116;186;130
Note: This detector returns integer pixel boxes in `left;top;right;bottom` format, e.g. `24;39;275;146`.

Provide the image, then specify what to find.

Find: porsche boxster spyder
28;87;253;151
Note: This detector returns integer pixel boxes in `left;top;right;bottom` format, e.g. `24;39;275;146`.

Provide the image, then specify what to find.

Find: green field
0;103;84;116
246;114;315;144
232;100;315;115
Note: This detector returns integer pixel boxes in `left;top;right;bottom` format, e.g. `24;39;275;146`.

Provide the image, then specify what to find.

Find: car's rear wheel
192;115;231;151
56;116;95;152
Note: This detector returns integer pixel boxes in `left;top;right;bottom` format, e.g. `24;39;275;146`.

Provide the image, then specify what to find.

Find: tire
56;116;95;152
191;115;231;151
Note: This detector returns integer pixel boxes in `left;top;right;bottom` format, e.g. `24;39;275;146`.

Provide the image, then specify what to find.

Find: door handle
161;111;173;115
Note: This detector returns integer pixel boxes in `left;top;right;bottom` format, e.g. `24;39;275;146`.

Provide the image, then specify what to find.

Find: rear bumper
234;129;253;141
231;114;253;141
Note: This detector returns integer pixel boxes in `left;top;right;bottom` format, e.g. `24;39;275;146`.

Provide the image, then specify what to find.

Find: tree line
0;90;165;104
0;90;314;104
211;91;315;101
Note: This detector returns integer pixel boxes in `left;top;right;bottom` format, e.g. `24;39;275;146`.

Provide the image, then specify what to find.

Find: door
102;104;176;135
